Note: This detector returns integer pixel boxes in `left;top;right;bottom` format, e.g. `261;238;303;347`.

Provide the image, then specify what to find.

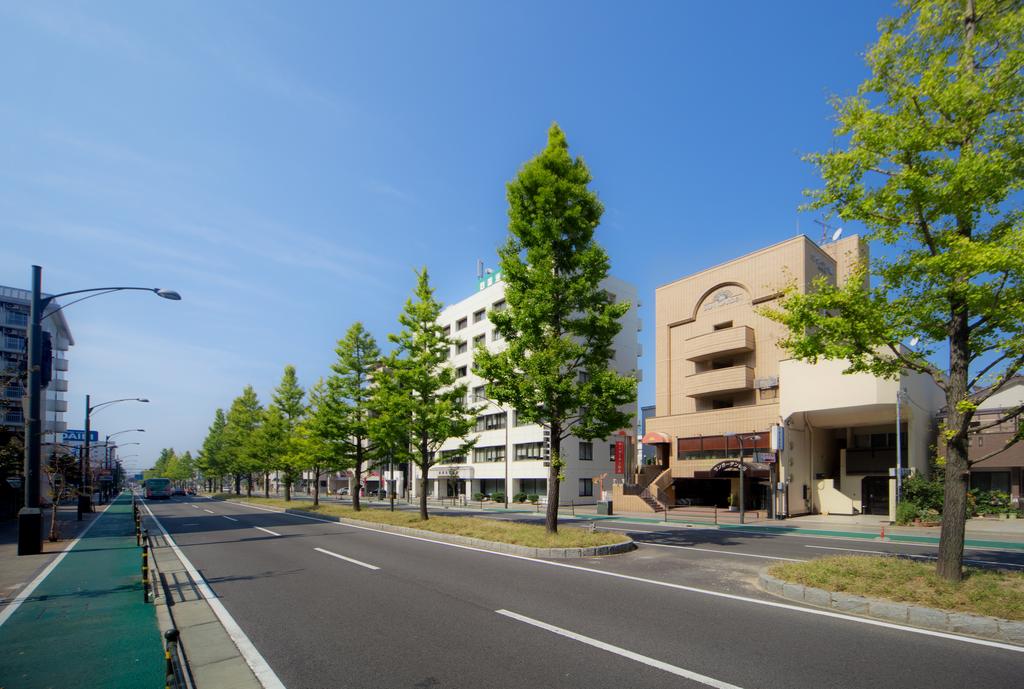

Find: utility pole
18;266;44;555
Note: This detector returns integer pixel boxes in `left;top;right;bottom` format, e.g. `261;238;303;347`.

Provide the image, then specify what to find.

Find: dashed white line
223;516;239;522
254;527;281;537
203;509;215;514
497;609;743;688
192;505;200;509
313;547;379;571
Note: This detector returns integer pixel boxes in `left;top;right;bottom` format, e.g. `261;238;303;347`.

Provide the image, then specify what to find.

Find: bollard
571;500;575;516
664;506;668;522
164;628;179;684
142;529;151;603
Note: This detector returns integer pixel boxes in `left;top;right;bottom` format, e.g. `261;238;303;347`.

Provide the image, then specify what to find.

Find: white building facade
412;271;642;505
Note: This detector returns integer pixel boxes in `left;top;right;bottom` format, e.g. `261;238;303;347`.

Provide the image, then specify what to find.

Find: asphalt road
148;496;1024;689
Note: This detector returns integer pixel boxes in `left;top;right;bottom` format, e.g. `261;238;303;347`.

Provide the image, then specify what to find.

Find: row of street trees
174;123;638;531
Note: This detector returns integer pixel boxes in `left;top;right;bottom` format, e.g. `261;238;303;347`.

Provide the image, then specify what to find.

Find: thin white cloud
367;181;415;204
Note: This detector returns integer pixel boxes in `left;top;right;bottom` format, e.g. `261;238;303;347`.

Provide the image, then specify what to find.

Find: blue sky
0;0;896;473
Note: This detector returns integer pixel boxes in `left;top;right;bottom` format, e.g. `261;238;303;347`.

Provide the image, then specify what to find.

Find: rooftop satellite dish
831;228;843;242
909;336;920;347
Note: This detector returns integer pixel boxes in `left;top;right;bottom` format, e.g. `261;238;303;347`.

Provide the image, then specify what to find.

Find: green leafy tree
252;406;287;498
198;409;229;492
474;123;637;533
299;378;353;506
379;268;476;520
223;386;264;496
271;365;307;501
765;0;1024;580
325;323;382;511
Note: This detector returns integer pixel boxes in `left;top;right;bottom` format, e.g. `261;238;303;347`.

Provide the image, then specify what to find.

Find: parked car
335;488;349;496
172;487;186;496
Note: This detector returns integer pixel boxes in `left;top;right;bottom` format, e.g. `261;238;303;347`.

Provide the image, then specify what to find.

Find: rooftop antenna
476;259;484;279
813;218;838;244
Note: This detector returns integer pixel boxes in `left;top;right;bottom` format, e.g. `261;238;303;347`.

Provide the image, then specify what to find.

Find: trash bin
597;501;613;516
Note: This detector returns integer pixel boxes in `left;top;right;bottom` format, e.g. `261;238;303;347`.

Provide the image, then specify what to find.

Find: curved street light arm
89;398;149;415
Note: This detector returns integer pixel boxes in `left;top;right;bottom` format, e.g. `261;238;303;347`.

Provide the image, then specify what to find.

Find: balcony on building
54;358;69;371
45;398;68;413
685;365;755;398
685;325;755;362
49;378;68;392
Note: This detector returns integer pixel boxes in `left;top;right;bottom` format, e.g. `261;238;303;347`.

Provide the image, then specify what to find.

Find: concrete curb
758;569;1024;645
219;499;635;557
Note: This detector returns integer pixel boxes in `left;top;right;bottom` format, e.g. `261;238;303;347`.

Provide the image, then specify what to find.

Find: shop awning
642;431;672;444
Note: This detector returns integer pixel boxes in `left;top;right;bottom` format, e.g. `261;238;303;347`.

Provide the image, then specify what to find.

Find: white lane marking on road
254;527;281;537
0;500;107;628
497;609;744;689
143;502;286;689
192;505;200;509
805;544;1024;568
313;547;379;571
228;499;1024;653
222;516;239;522
203;509;215;514
640;542;805;562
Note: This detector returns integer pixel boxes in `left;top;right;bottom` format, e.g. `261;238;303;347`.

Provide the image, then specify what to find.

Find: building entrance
862;476;889;515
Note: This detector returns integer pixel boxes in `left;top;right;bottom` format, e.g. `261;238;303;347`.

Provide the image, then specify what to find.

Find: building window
473;385;487;402
713;321;733;331
455;366;467;378
514;442;545;460
455;340;468;355
473;308;486;323
475;412;507;432
579;478;593;497
442;324;451;336
513;410;532;427
491;299;506;312
519;478;546;495
492;329;503;341
711;398;734;409
971;471;1010;493
473;334;486;348
609;444;616;461
473;445;505;463
440;450;466;464
456;317;468;331
579;441;593;461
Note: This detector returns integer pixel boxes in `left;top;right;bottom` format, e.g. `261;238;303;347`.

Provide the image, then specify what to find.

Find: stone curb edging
758;569;1024;645
219;499;635;558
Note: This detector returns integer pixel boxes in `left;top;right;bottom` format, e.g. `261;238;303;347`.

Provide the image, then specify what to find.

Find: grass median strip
770;555;1024;621
213;494;626;549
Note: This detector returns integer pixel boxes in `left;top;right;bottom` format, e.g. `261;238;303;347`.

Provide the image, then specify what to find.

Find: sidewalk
0;493;166;689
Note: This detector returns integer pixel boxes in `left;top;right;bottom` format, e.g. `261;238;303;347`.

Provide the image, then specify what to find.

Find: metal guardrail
164;628;188;689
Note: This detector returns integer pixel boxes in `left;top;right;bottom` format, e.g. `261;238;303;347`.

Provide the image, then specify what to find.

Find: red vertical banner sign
614;441;625;475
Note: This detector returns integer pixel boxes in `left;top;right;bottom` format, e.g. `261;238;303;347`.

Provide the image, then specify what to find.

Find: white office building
411;269;641;505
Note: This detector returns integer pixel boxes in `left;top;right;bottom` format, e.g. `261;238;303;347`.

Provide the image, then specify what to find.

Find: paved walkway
0;493;165;689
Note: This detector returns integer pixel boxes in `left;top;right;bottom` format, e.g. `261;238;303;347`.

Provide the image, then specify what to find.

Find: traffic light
40;332;52;388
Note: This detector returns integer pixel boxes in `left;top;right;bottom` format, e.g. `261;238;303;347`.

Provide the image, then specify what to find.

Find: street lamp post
18;264;179;555
99;429;143;503
80;398;147;517
724;432;761;525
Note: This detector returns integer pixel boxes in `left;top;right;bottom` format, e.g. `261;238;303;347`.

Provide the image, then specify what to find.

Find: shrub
896;500;920;525
903;473;944;512
491;492;505;503
514;492;527;503
473;492;485;502
528;494;539;504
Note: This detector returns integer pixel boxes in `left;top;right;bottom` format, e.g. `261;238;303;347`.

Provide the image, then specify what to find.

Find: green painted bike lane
0;493;165;689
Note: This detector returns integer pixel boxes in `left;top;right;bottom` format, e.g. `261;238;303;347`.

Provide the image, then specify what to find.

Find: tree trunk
234;474;241;495
313;469;320;507
284;477;291;502
937;298;972;582
419;434;430;520
545;422;561;533
353;439;363;512
246;473;253;498
263;471;270;498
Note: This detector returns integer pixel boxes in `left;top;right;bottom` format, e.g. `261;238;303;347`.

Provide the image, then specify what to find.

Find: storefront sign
614;441;625;474
756;452;777;464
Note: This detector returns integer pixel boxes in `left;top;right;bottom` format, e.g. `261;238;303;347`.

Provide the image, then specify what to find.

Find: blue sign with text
63;430;98;443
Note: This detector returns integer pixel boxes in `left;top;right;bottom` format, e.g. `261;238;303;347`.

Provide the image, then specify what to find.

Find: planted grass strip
214;494;624;549
770;555;1024;621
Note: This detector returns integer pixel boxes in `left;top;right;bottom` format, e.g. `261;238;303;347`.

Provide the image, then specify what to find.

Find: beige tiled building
633;235;943;519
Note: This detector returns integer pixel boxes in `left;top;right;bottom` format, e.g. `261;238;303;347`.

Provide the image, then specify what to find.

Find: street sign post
63;430;98;443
